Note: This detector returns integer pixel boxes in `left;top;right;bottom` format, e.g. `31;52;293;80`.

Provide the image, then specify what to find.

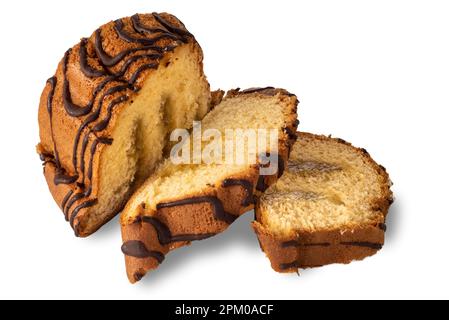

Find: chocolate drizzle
141;216;216;245
157;196;238;225
121;241;165;263
62;49;96;118
378;223;387;232
280;261;300;270
39;13;193;234
256;153;285;192
46;77;60;168
114;19;179;45
222;179;254;207
281;241;331;248
240;87;275;95
340;242;383;250
152;12;192;42
79;38;108;78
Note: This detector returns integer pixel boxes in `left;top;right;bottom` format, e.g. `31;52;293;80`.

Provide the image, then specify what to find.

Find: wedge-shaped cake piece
254;133;393;272
121;88;299;283
37;13;211;237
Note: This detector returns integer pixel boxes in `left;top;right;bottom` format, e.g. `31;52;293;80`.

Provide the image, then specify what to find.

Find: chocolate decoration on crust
222;179;254;207
281;241;331;248
279;261;300;270
285;127;298;141
256;176;269;193
340;242;383;250
256;153;285;192
140;216;216;245
79;38;108;78
240;87;276;95
114;19;179;45
121;241;165;263
61;190;74;212
62;49;96;118
157;196;238;224
152;12;193;41
46;77;61;168
277;154;285;178
54;171;79;186
40;13;195;234
133;272;144;282
378;223;387;232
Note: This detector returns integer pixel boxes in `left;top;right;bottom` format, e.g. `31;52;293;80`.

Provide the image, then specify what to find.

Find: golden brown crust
122;167;259;283
121;89;299;283
37;13;208;237
253;133;393;273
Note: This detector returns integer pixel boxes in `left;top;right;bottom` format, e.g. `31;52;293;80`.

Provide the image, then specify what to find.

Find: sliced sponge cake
254;132;393;272
120;88;299;283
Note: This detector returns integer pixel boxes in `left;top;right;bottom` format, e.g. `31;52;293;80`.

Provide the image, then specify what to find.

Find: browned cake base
254;221;387;272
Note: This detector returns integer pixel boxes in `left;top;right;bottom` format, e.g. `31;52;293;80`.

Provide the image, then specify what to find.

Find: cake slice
254;133;393;272
37;13;211;237
121;88;299;283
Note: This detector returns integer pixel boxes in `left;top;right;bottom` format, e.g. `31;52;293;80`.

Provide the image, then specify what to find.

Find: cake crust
37;13;209;237
253;133;393;272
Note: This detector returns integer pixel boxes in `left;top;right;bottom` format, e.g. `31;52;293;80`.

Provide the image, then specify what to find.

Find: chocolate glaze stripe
79;134;90;184
64;137;112;222
241;87;275;94
280;261;300;270
256;153;285;192
121;241;165;263
62;49;96;117
222;179;254;207
64;190;90;221
152;12;192;42
132;14;169;34
46;77;79;186
157;196;238;225
284;127;298;141
79;38;108;78
94;29;164;67
281;241;331;248
378;223;387;232
256;176;268;193
116;54;161;78
114;19;179;46
70;199;98;235
54;171;79;186
72;84;130;171
128;63;159;84
61;190;74;212
340;242;383;250
140;216;216;246
46;77;61;168
170;233;216;243
92;95;129;132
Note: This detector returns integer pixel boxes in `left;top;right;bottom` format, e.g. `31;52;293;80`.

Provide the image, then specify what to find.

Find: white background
0;0;448;300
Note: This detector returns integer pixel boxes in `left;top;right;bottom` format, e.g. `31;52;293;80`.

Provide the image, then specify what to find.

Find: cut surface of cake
254;132;393;272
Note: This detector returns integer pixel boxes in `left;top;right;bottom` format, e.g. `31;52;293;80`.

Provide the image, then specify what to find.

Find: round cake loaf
37;13;211;237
